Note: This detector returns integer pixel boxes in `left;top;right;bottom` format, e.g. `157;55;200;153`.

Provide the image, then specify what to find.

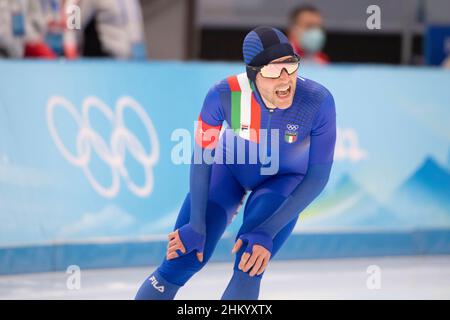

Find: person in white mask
288;5;329;65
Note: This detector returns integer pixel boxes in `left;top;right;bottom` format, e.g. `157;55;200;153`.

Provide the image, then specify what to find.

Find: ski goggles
247;55;300;79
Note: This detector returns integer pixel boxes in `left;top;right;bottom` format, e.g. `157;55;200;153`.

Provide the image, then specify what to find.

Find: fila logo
149;275;165;293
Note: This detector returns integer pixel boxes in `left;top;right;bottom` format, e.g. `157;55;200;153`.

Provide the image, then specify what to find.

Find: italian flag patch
285;132;297;143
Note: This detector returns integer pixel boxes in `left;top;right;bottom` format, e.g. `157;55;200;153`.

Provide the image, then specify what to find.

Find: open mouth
275;85;291;99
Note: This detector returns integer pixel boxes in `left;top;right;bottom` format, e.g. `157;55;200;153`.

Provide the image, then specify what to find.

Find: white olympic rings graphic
46;95;159;198
286;124;299;131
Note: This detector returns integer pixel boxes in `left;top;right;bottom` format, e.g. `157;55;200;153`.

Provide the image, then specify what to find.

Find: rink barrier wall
1;229;449;275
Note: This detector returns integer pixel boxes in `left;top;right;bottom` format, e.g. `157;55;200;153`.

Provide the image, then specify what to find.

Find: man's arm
167;85;224;261
189;116;222;235
252;162;332;238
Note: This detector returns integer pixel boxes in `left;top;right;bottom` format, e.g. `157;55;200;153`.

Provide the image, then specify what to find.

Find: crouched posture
136;26;336;300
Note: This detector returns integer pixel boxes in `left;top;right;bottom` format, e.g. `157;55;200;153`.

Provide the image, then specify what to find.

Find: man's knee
158;252;210;286
159;198;229;285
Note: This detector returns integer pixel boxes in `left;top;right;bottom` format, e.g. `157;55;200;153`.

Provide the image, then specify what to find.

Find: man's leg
135;164;245;300
221;174;304;300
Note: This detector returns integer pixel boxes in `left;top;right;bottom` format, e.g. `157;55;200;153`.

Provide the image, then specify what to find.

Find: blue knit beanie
243;26;295;81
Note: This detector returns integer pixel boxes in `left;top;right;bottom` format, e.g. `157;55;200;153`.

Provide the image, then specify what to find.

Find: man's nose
279;68;290;80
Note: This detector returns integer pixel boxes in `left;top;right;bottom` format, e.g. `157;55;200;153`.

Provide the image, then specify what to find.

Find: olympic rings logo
46;96;159;198
286;124;299;131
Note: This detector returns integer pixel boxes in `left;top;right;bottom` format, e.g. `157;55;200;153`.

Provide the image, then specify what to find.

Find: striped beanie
243;26;295;81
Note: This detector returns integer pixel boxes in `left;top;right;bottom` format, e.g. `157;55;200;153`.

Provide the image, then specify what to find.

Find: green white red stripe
285;132;297;143
227;73;261;143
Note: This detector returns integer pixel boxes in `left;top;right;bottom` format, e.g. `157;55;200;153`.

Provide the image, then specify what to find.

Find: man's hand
232;232;273;277
166;229;187;260
166;224;205;262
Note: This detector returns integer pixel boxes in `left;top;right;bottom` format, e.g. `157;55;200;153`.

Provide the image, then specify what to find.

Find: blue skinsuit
136;73;336;299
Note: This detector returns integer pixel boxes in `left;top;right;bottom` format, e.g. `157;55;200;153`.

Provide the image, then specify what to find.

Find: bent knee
158;253;209;286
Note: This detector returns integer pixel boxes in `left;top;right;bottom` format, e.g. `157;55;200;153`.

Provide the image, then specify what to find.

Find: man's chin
275;98;294;109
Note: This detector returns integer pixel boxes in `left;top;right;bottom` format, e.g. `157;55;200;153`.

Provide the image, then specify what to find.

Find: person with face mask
135;26;336;300
288;5;329;65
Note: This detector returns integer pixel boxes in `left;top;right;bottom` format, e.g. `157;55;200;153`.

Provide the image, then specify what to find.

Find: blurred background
1;0;450;66
0;0;450;299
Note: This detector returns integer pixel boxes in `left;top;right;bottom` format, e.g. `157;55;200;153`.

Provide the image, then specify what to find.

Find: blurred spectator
65;0;147;59
25;0;70;59
0;0;77;59
27;0;77;59
287;4;329;65
0;0;25;58
0;0;146;60
0;0;55;59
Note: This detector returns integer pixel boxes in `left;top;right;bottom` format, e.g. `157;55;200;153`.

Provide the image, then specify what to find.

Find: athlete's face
255;56;298;109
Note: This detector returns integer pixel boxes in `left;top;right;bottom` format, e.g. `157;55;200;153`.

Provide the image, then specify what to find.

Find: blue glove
177;223;206;257
237;231;273;254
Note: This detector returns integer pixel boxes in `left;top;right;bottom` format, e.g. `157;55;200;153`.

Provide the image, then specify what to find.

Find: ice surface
1;256;449;300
